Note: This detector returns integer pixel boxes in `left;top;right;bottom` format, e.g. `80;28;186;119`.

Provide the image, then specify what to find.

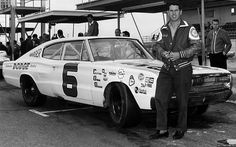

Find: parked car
2;37;232;127
0;50;10;78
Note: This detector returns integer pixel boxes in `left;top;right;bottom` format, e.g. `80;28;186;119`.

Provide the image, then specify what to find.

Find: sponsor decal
134;87;147;94
94;82;102;88
189;27;200;40
4;63;13;68
145;77;154;88
93;75;100;81
29;49;42;57
93;69;102;75
129;75;135;86
138;73;144;81
13;62;30;70
30;64;37;68
102;69;107;74
118;69;125;79
102;69;108;81
109;71;116;76
103;74;108;81
141;83;146;87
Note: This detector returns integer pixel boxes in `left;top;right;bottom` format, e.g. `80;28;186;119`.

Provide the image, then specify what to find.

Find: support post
201;0;206;65
10;0;16;60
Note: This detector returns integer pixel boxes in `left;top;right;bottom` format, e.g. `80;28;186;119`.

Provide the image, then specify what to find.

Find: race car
2;37;232;127
0;50;10;78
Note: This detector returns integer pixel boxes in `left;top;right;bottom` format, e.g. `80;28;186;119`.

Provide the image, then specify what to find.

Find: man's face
212;21;219;30
115;29;121;36
167;5;182;22
87;17;92;23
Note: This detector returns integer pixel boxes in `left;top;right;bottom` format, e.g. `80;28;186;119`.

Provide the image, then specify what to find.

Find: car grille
191;73;231;93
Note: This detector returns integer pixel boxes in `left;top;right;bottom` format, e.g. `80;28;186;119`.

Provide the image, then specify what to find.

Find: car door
59;40;93;104
37;42;65;97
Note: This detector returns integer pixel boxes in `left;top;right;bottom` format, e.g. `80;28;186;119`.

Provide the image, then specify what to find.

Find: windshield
88;38;152;61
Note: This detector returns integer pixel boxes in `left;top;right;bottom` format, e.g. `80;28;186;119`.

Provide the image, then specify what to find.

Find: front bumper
151;89;232;110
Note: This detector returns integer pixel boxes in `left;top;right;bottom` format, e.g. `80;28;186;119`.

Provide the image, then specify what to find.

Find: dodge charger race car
2;37;232;127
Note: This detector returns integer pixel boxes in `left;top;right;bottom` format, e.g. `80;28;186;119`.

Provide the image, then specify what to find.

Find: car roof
43;36;138;45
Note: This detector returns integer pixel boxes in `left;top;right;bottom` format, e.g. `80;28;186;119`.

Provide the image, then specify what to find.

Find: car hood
100;59;231;75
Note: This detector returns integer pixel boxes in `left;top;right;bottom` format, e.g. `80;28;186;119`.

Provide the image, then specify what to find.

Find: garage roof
0;27;34;34
76;0;236;13
0;6;41;15
18;10;122;23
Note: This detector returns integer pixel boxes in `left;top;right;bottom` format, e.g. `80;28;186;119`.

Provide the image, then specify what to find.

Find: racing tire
0;69;3;79
108;83;140;128
21;78;47;107
188;105;209;116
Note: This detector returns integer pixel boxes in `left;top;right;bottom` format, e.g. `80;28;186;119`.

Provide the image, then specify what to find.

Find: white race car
0;50;10;77
3;37;232;127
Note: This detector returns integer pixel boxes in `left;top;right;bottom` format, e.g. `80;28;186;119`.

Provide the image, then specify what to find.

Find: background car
2;37;232;127
0;50;10;78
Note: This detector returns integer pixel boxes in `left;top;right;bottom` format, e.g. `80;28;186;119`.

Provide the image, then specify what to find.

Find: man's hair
87;14;94;19
122;31;130;37
167;1;183;10
212;19;219;23
57;29;63;35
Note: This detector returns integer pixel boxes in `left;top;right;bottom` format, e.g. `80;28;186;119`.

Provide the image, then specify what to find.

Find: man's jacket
206;28;231;54
87;21;99;36
156;19;200;71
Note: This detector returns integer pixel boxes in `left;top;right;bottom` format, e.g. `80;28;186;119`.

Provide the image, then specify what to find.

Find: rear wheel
21;78;47;107
108;83;140;128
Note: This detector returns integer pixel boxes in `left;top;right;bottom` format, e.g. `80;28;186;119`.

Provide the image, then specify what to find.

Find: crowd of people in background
0;14;134;61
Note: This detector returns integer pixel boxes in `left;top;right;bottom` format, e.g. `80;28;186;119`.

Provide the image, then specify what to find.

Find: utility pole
10;0;16;60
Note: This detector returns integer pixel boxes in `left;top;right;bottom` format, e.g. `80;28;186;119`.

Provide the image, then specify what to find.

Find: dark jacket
156;19;200;71
87;21;99;36
206;28;232;54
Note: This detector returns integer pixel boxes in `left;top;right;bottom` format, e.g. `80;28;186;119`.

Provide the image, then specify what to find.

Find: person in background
115;28;121;36
57;29;65;38
86;14;99;36
13;40;20;60
32;34;40;47
149;1;200;140
40;33;50;44
206;19;232;69
0;42;8;53
122;31;130;37
25;36;33;53
51;34;58;40
78;32;84;37
19;37;26;56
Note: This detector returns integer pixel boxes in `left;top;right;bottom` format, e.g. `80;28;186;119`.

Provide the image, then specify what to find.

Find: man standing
86;14;99;36
206;19;232;69
149;1;200;140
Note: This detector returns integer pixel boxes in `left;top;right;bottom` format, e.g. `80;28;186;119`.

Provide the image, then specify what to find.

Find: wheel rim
23;82;37;102
111;92;122;121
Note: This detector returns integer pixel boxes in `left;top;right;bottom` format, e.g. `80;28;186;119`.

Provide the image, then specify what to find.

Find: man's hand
169;52;180;61
161;51;170;59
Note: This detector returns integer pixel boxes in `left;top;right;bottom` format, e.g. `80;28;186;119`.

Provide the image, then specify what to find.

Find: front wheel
108;83;140;128
21;78;47;107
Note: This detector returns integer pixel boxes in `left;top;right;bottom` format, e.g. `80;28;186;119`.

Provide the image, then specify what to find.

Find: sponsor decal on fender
29;49;42;57
118;69;125;79
13;62;30;70
129;75;135;86
134;87;147;94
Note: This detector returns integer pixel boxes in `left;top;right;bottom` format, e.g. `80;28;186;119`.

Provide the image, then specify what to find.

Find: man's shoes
172;130;185;139
149;130;169;139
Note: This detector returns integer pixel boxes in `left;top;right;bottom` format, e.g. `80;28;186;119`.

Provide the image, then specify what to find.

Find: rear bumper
150;89;232;110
